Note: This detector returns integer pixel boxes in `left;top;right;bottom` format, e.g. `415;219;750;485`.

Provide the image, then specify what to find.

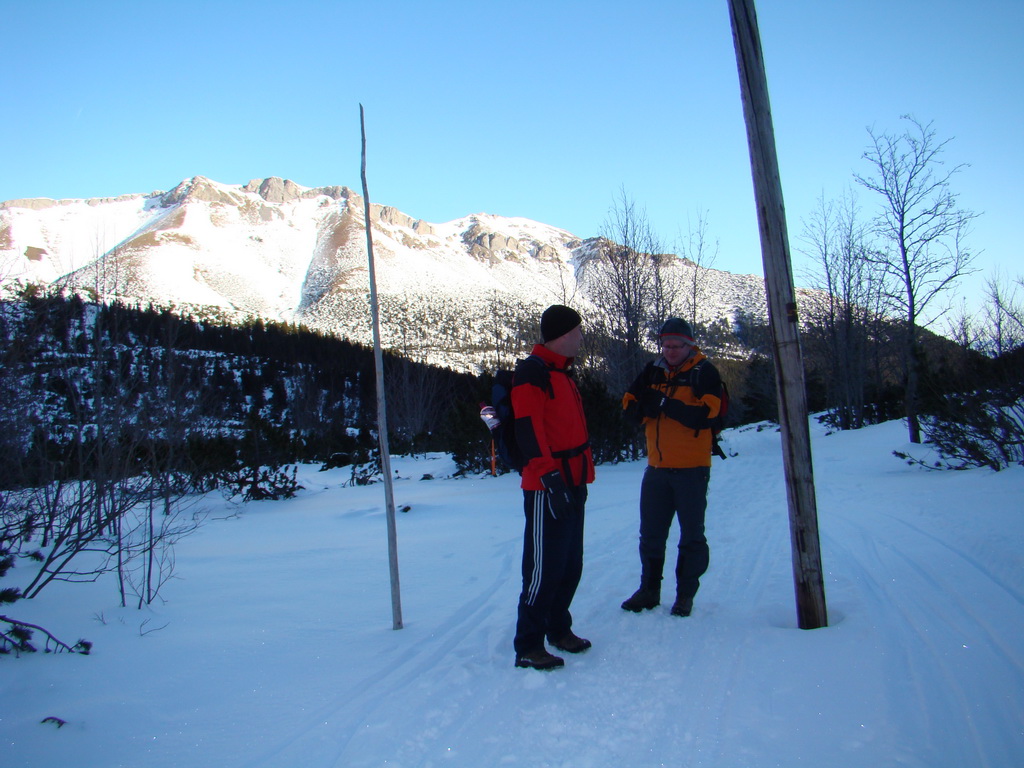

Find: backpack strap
690;360;728;455
689;359;722;400
514;354;553;397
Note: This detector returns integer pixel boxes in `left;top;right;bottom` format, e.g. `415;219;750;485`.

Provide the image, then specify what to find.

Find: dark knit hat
541;304;582;342
659;317;694;343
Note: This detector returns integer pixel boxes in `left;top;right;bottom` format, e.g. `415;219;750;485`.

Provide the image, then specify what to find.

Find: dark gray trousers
638;466;710;601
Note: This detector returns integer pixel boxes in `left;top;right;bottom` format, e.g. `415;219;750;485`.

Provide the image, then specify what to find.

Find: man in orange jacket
512;305;595;670
620;318;723;617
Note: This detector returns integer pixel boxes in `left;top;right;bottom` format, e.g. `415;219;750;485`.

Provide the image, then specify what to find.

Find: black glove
623;399;644;426
661;398;710;430
541;470;574;518
623;399;642;425
638;388;664;419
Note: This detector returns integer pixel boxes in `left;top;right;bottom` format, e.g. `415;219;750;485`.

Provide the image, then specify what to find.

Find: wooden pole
727;0;827;629
359;104;403;630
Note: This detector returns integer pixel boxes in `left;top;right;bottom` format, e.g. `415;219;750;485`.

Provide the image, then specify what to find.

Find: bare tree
384;354;451;456
1;295;204;608
118;492;202;609
120;312;206;607
383;306;456;456
481;290;536;373
577;188;668;394
918;270;1024;471
944;297;985;353
979;271;1024;357
855;116;979;442
800;190;889;429
18;300;152;601
676;209;719;327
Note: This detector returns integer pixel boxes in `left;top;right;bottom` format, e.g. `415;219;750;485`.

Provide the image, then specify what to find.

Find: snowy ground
2;419;1022;768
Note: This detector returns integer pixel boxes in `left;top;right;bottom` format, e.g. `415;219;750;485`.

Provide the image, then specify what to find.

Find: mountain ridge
1;176;778;371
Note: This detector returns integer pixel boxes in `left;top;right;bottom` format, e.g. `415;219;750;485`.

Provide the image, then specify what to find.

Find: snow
2;177;777;370
0;195;161;283
3;418;1022;767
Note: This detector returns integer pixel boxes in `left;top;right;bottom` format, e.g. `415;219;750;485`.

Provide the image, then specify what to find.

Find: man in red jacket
512;304;595;670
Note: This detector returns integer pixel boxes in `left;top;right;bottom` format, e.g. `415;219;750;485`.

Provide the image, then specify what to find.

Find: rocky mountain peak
0;175;781;371
160;176;243;207
242;177;348;204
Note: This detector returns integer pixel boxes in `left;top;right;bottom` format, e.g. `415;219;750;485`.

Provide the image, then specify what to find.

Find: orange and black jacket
622;350;723;469
511;344;595;491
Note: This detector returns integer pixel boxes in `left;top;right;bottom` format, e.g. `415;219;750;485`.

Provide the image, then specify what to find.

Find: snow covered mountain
1;176;777;370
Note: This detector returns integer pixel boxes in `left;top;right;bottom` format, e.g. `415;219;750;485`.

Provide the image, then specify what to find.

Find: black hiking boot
621;587;661;612
515;648;565;670
550;631;592;654
670;596;693;617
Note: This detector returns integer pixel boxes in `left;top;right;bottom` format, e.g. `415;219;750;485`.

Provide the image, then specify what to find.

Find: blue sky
4;0;1021;316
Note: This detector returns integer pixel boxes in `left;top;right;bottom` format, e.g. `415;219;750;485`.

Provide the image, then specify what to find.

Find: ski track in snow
814;433;1024;767
3;422;1022;768
239;544;522;767
834;524;1022;765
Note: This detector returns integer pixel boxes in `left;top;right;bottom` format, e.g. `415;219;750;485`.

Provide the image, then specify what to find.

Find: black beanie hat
541;304;582;342
659;317;694;343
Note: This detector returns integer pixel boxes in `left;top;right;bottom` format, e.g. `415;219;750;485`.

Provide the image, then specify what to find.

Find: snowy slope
1;177;775;369
0;194;164;284
2;418;1022;767
0;178;589;319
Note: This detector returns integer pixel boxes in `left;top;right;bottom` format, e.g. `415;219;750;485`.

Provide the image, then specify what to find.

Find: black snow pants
513;483;587;655
638;466;710;601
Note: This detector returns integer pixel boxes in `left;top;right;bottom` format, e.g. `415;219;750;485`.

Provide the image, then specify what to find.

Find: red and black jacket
511;344;595;491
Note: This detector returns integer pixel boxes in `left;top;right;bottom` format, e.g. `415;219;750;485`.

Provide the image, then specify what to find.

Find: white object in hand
480;406;500;431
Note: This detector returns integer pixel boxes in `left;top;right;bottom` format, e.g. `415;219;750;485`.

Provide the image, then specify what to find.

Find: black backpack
689;359;730;459
489;355;550;472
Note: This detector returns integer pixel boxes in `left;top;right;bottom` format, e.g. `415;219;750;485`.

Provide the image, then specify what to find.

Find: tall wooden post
360;104;403;630
727;0;827;629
